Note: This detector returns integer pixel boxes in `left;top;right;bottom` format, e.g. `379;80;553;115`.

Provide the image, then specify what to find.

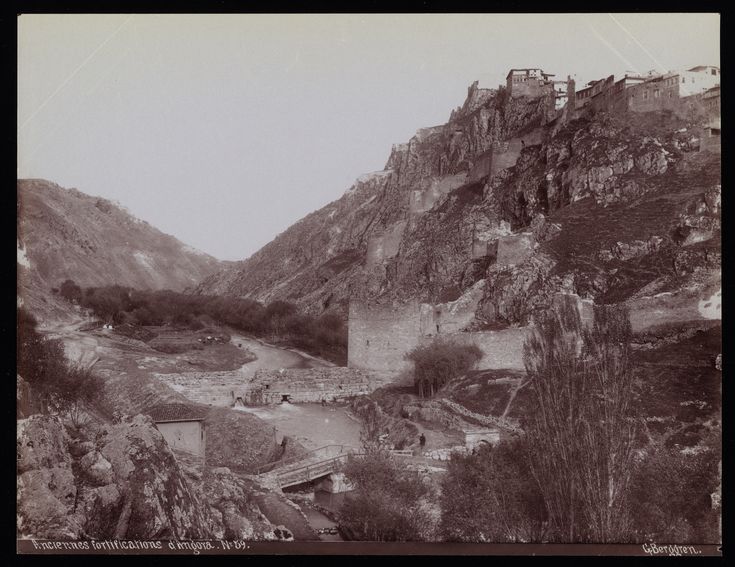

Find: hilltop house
506;68;556;97
569;65;721;119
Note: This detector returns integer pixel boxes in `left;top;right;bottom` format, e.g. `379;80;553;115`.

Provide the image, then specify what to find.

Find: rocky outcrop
195;80;719;347
194;87;550;313
95;415;213;539
598;236;664;263
17;413;291;541
197;467;286;540
17;415;80;539
475;252;558;327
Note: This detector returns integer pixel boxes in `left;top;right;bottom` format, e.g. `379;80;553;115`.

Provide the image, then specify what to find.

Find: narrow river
228;332;355;540
230;331;329;377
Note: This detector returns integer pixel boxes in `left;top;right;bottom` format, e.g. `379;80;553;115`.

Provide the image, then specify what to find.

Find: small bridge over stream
255;445;423;489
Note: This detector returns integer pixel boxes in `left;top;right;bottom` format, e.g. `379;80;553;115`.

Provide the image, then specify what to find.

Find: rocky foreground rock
17;413;297;540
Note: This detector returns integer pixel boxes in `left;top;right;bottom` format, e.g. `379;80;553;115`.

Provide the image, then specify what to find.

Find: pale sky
18;13;719;261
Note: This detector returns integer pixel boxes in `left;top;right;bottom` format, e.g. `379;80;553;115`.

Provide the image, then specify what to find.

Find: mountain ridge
18;179;227;317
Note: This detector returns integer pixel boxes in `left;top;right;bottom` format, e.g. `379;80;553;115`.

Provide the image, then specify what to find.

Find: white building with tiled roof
146;403;207;457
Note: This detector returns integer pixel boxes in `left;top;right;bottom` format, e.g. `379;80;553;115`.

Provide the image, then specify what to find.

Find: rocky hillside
195;83;720;331
18;179;224;299
17;413;297;540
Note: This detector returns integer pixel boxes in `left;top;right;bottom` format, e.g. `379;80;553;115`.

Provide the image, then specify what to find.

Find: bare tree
523;295;637;542
577;305;637;541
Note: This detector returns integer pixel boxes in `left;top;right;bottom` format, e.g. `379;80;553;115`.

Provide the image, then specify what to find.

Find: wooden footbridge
256;445;417;489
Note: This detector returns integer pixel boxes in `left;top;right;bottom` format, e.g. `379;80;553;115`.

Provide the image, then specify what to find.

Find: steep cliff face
196;87;550;311
196;84;720;333
18;179;224;297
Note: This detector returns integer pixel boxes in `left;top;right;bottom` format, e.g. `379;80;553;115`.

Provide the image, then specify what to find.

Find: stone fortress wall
348;280;545;373
409;173;468;215
157;366;394;408
366;220;408;266
348;300;423;372
467;128;544;184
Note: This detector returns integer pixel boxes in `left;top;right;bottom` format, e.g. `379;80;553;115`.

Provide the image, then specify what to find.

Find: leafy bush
629;439;721;543
339;448;437;541
17;307;102;421
406;338;483;397
440;438;546;542
59;279;82;303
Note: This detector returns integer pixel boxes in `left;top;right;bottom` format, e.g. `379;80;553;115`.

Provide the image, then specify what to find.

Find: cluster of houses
505;65;720;139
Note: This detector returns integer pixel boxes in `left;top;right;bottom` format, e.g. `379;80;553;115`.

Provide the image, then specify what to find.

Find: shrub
406;338;483;397
339;448;437;541
17;307;67;397
17;307;103;420
440;438;546;542
129;305;158;326
187;317;205;331
629;440;721;543
59;279;82;303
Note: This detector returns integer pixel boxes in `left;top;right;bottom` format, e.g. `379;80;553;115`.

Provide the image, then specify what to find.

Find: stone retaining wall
154;371;244;407
243;367;390;405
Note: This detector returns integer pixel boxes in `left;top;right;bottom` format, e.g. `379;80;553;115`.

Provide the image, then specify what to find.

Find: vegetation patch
62;283;347;365
406;338;483;398
17;307;103;427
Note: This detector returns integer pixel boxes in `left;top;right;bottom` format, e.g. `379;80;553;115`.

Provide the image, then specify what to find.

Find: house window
682;77;686;83
711;69;717;75
654;89;660;98
643;91;648;100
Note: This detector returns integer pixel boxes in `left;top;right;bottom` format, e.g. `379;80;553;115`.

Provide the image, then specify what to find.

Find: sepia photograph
17;12;721;555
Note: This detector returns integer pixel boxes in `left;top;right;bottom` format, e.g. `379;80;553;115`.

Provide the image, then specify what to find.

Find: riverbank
234;403;362;450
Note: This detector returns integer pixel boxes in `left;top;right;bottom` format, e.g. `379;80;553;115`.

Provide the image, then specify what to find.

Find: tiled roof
146;402;207;423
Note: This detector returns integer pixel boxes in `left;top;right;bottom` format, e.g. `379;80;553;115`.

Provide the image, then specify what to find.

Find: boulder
98;414;213;539
530;214;561;243
635;147;668;176
17;467;80;539
17;415;80;539
68;439;95;459
198;467;273;540
17;414;71;474
79;450;115;487
73;484;123;538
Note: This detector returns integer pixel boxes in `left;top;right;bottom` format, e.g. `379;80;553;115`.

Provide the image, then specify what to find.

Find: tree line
57;280;348;364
